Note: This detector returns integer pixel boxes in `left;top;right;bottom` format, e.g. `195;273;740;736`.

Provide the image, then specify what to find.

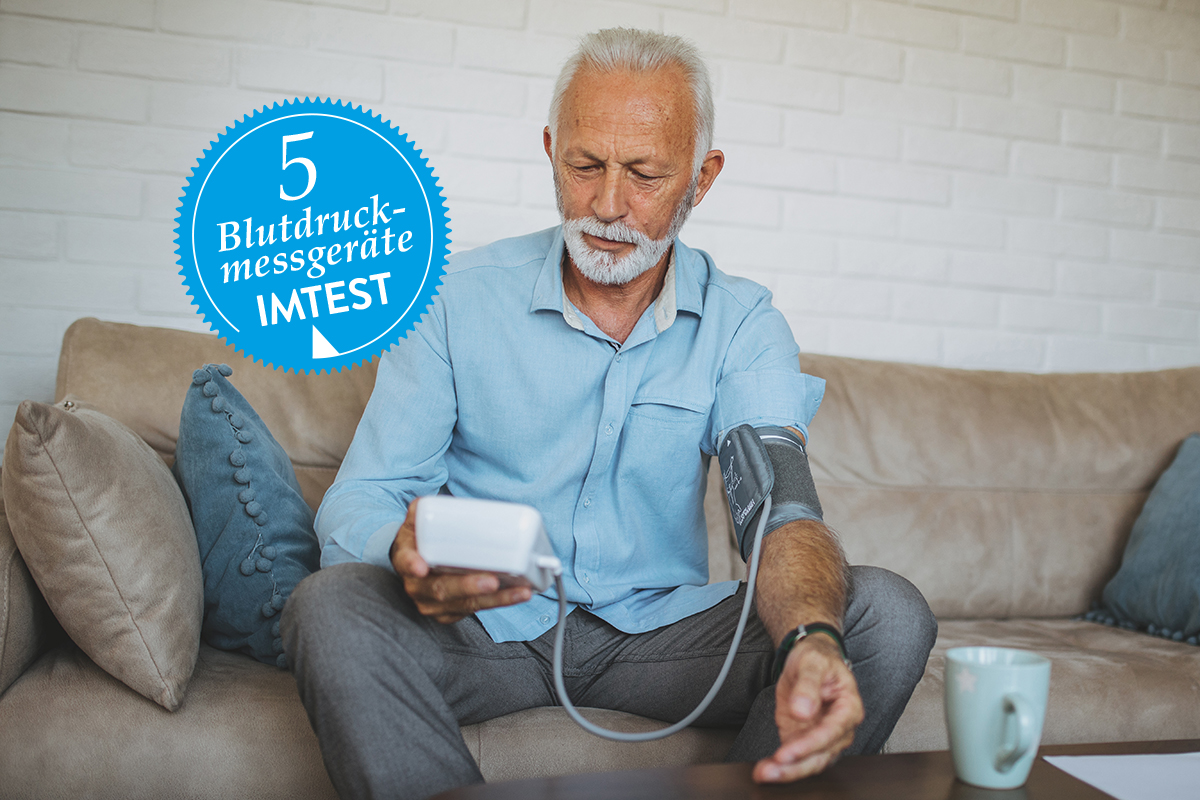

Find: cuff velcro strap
764;502;823;537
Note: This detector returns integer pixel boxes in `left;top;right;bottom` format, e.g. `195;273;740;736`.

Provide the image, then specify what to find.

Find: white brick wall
2;0;1199;460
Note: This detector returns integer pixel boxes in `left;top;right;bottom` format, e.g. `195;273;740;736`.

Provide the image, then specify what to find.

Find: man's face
545;66;719;285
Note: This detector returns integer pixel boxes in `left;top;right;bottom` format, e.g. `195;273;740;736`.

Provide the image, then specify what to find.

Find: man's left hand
753;634;864;783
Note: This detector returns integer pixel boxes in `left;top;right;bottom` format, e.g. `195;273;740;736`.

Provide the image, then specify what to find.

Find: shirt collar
531;226;703;333
530;226;568;314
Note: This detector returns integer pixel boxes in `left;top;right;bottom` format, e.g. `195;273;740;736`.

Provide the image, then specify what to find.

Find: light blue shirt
316;226;825;643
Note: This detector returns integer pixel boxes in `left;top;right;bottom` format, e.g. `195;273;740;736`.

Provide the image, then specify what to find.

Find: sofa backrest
55;318;376;511
55;318;1200;621
799;353;1200;621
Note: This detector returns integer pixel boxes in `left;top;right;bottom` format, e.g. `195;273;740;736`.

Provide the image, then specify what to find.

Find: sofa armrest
0;470;59;696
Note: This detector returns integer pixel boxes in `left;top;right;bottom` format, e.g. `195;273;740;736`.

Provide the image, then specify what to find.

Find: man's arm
314;278;529;623
706;281;859;779
318;306;534;623
752;516;863;782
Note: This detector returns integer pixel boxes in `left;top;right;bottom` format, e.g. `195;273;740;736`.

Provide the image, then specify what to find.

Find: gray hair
548;28;715;177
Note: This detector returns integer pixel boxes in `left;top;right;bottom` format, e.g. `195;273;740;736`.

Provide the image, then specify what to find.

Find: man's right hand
389;498;534;624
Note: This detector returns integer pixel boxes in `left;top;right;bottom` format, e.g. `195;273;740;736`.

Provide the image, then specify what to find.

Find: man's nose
592;169;628;223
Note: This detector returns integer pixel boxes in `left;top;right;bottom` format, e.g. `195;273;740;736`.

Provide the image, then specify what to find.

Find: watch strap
771;622;850;682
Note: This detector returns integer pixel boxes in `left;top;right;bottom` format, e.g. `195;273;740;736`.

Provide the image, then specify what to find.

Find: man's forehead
557;66;695;155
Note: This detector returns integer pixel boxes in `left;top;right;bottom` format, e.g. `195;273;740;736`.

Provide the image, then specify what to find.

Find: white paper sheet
1044;752;1200;800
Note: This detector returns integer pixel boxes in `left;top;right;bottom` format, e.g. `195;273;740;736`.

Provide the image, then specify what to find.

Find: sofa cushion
1;398;202;710
0;469;60;697
0;643;337;800
0;641;738;798
174;365;320;669
884;618;1200;754
465;706;737;783
1098;433;1200;643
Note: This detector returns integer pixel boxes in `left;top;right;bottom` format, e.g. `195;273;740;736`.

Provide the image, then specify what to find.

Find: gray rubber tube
551;495;773;741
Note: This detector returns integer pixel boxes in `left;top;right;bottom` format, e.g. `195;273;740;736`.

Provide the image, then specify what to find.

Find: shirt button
539;615;551;625
615;354;622;362
605;424;613;435
583;498;591;508
583;573;590;583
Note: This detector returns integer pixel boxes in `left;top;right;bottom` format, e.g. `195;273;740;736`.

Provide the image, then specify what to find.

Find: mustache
567;216;656;246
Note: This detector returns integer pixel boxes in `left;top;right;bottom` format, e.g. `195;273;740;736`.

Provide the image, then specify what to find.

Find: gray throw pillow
1091;433;1200;645
172;364;319;668
1;398;203;710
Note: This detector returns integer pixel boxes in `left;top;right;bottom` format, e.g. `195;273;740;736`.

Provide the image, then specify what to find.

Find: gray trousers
282;563;936;800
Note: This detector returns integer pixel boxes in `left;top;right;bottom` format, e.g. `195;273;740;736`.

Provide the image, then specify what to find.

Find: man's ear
692;149;724;208
543;126;553;161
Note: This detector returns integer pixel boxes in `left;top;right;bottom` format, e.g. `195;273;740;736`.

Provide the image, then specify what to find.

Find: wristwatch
771;622;850;682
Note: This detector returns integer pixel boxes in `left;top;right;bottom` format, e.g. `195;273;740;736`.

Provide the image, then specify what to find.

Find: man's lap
285;563;934;738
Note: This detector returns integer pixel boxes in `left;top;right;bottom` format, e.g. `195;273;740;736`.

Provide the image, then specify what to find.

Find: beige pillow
1;398;202;710
0;471;56;697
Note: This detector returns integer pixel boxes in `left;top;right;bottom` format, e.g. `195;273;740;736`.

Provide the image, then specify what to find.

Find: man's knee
845;565;938;676
282;562;413;661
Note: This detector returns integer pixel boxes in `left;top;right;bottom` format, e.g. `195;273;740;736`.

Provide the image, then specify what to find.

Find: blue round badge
176;98;449;373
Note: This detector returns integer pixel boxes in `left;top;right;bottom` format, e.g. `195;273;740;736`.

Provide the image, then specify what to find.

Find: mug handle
995;693;1036;773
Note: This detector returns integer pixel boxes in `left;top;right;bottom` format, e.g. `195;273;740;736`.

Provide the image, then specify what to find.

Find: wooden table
433;739;1199;800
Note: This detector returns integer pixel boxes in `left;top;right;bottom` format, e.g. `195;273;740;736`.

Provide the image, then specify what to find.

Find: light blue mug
944;647;1051;789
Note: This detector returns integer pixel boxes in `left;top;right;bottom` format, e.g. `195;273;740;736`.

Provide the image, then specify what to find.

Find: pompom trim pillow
173;364;319;668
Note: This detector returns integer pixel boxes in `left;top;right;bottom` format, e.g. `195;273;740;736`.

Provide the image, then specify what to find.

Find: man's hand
389;499;534;624
753;634;864;783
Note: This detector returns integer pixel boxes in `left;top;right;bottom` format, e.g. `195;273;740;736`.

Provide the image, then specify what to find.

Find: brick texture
0;14;73;68
1;0;1199;459
77;30;231;84
1;0;154;28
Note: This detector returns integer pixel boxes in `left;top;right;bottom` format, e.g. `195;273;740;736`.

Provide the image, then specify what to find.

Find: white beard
555;174;697;286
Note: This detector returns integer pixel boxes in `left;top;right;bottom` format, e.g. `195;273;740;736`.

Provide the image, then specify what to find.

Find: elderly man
283;28;936;800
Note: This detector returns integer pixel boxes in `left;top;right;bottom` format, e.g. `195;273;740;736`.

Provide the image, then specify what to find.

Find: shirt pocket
626;396;709;428
618;397;711;539
622;397;710;475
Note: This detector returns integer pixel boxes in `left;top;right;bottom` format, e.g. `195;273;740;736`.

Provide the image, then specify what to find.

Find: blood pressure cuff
718;424;824;563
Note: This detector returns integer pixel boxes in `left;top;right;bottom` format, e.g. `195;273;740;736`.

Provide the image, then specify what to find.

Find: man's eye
632;170;660;181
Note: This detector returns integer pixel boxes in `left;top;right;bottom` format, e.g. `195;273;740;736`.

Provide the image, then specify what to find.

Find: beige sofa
2;317;1198;798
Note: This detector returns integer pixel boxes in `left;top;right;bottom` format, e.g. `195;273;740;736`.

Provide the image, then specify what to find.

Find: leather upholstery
799;353;1200;620
886;618;1200;753
0;471;60;697
0;644;337;800
1;316;1197;795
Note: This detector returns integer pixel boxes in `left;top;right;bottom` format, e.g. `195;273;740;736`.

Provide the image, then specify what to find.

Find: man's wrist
797;631;846;665
771;622;850;681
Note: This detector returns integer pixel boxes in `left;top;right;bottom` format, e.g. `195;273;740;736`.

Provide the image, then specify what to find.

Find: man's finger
779;667;825;725
756;724;855;783
470;586;533;612
754;747;838;783
391;499;428;576
411;577;533;619
418;571;501;604
435;582;530;612
773;694;861;765
393;546;429;579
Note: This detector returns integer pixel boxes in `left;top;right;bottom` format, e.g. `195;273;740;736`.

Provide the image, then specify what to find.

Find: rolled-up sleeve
710;288;825;450
315;297;458;570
